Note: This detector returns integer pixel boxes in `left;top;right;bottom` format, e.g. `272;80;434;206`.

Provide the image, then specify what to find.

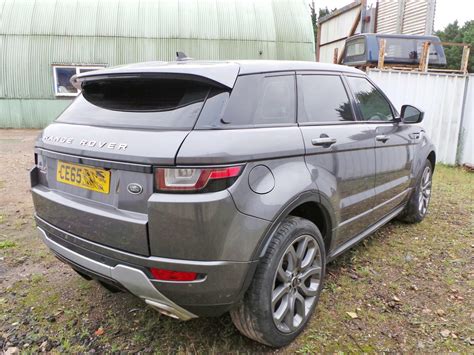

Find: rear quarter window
196;74;296;129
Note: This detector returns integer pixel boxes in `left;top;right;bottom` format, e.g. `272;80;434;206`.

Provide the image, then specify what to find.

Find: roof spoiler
71;61;240;90
71;72;234;91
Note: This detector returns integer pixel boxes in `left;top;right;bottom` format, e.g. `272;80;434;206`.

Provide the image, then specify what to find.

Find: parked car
31;59;435;347
342;33;447;68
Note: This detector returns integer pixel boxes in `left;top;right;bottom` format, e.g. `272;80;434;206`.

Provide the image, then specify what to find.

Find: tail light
150;268;198;282
154;165;243;193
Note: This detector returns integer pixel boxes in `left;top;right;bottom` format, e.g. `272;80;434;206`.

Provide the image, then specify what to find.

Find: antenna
176;51;193;61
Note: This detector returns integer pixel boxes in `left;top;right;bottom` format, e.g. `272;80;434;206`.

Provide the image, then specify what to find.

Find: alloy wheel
418;166;432;215
271;234;322;333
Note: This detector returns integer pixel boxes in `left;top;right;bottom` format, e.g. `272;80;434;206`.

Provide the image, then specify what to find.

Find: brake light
150;268;198;282
209;166;242;179
155;165;243;192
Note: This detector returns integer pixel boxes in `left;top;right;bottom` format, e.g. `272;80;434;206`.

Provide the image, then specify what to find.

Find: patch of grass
30;274;44;284
294;165;473;353
0;240;16;249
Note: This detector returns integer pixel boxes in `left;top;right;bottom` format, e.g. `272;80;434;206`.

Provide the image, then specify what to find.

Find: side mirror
401;104;424;123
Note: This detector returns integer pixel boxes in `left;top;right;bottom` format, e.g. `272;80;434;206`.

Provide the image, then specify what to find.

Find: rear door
33;75;214;255
345;76;415;220
297;72;377;248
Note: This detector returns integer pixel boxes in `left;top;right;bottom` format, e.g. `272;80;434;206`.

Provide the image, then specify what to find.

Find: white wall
368;70;473;165
460;76;474;165
318;3;361;63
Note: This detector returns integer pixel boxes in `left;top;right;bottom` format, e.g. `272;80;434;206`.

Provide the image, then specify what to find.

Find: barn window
53;65;105;97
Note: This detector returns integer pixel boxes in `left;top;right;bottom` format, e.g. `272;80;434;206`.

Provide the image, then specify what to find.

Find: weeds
0;240;16;249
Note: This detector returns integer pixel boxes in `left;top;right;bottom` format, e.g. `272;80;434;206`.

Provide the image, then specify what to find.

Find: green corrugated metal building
0;0;315;128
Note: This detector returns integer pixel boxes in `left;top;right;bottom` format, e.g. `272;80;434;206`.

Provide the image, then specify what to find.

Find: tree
436;20;474;72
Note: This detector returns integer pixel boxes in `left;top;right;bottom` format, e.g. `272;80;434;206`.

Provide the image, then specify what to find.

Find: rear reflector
150;268;198;282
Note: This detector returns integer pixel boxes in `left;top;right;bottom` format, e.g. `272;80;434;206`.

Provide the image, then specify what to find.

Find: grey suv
31;60;435;347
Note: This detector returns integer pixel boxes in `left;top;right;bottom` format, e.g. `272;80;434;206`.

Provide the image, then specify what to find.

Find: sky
310;0;473;31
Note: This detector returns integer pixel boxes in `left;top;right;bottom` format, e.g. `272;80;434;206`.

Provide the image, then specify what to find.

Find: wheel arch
253;191;335;260
234;191;335;308
427;150;436;172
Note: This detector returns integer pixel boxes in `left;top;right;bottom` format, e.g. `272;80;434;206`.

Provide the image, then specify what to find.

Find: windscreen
56;77;211;130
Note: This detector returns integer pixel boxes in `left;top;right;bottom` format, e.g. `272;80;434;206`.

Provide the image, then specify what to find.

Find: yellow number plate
56;161;111;194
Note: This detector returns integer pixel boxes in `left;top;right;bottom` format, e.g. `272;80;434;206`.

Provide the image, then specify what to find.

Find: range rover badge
127;183;143;195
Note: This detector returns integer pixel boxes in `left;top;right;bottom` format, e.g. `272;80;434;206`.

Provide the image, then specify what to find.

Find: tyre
230;216;326;347
398;159;433;223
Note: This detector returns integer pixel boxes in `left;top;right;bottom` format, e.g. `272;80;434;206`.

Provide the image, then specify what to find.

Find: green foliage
0;240;16;249
436;20;474;72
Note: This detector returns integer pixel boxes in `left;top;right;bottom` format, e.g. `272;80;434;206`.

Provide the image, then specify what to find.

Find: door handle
409;132;422;140
376;134;390;143
311;137;337;147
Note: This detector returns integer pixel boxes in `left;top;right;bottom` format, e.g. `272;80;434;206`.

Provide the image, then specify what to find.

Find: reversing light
154;165;243;192
150;268;198;282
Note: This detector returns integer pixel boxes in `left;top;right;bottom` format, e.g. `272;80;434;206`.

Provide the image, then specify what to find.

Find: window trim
296;72;358;126
52;64;106;97
343;74;398;123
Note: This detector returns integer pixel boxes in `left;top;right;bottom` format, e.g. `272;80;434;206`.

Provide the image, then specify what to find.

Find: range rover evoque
31;59;435;347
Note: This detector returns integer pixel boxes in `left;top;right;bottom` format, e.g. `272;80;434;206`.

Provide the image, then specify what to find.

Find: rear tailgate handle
311;137;337;147
376;134;390;143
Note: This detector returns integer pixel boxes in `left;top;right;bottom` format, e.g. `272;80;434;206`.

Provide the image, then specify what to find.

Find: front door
297;73;377;248
345;76;415;220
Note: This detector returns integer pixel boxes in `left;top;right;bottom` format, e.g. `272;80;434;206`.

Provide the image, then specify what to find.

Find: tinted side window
198;74;296;128
347;77;394;122
298;75;354;123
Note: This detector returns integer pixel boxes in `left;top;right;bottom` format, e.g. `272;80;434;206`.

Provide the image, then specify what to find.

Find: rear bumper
35;216;257;317
31;184;149;256
37;225;196;320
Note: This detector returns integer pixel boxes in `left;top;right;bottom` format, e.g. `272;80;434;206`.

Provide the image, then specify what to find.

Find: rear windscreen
56;77;211;130
379;37;441;64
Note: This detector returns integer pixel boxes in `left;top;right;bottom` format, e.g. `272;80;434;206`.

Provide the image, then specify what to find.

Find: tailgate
32;124;190;256
32;73;221;255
